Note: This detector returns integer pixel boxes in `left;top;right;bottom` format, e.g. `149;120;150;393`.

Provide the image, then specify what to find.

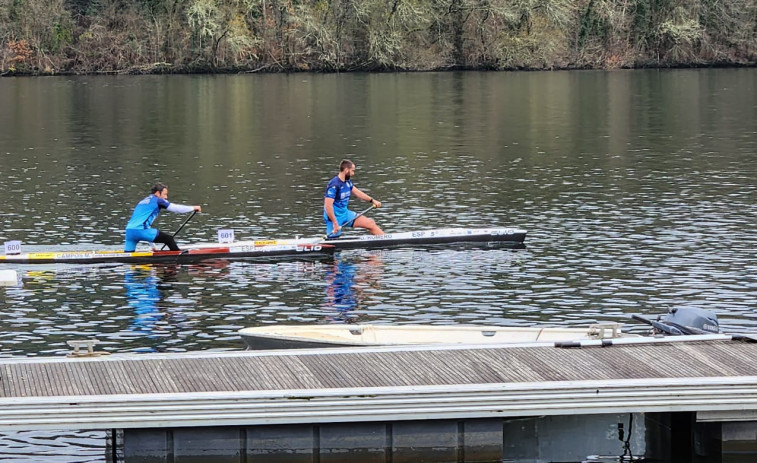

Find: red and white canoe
0;243;333;265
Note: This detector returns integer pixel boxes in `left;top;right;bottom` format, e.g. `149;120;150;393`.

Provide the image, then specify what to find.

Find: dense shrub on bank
0;0;755;74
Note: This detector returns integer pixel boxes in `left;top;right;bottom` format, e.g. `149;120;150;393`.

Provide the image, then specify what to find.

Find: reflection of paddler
124;265;164;337
325;257;359;315
324;252;384;320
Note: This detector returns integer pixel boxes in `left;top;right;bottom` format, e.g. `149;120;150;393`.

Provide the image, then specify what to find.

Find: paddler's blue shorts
324;209;358;237
124;228;159;252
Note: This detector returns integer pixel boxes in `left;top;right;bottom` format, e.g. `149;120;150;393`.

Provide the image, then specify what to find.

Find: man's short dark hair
339;159;354;172
151;182;167;194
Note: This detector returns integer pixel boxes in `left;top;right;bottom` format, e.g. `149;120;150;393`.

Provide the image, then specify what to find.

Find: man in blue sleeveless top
324;159;383;237
124;183;202;252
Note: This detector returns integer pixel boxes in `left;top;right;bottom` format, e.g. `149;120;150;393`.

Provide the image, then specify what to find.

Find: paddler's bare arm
324;197;339;232
351;187;381;208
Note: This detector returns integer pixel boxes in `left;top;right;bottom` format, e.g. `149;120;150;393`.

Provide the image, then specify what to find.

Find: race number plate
217;229;235;244
4;241;21;255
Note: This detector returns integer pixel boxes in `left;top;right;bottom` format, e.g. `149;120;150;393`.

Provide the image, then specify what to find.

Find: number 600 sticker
4;241;21;255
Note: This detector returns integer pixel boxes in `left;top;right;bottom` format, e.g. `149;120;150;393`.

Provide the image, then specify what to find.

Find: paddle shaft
352;204;376;223
327;204;376;238
160;210;197;250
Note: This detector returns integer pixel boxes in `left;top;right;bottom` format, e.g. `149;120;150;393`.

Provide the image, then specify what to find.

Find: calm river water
0;69;755;461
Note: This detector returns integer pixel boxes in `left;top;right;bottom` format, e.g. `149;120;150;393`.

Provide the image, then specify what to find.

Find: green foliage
8;0;26;22
579;0;609;45
187;0;220;47
51;22;73;52
64;0;101;17
0;0;754;73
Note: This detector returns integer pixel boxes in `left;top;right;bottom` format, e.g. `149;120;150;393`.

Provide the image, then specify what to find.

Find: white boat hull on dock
238;323;632;350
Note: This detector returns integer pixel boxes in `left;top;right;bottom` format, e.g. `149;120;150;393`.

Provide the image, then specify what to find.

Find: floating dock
1;336;756;461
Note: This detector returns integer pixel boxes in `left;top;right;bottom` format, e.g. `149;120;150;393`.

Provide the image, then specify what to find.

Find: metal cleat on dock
66;339;110;358
587;323;623;339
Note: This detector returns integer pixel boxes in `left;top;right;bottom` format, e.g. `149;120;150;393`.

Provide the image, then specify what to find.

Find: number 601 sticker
217;229;235;244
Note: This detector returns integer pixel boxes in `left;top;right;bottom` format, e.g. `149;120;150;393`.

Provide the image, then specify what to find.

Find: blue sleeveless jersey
126;195;170;230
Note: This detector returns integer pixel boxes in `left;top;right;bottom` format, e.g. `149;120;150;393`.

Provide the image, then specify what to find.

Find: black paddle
325;203;377;239
160;210;198;250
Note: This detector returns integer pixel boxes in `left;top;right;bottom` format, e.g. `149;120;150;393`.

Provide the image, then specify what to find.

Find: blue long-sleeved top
125;195;194;229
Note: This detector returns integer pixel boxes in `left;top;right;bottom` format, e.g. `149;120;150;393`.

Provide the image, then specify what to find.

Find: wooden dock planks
0;339;756;430
0;340;755;398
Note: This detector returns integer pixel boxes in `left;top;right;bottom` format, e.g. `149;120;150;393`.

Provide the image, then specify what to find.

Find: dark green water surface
0;69;755;461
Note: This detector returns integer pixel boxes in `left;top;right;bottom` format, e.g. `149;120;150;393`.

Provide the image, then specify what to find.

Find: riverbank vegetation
0;0;755;74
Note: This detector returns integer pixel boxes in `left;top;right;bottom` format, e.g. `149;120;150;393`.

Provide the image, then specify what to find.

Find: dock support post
645;412;725;462
722;421;757;460
105;429;123;463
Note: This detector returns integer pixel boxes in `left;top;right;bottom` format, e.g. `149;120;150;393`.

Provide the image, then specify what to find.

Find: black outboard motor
632;307;719;335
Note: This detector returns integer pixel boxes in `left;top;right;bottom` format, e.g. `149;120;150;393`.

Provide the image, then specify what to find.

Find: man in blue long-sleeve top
124;182;202;252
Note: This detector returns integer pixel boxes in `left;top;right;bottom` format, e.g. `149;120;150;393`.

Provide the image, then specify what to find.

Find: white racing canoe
190;227;527;251
239;323;634;350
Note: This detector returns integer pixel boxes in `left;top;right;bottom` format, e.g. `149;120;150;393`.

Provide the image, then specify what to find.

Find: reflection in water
324;252;384;322
324;256;358;318
0;430;105;463
124;266;167;338
123;263;234;347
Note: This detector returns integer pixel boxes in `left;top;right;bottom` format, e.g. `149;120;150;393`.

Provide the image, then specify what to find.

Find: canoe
0;243;333;265
190;227;527;251
318;227;527;250
239;323;634;350
239;308;731;350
